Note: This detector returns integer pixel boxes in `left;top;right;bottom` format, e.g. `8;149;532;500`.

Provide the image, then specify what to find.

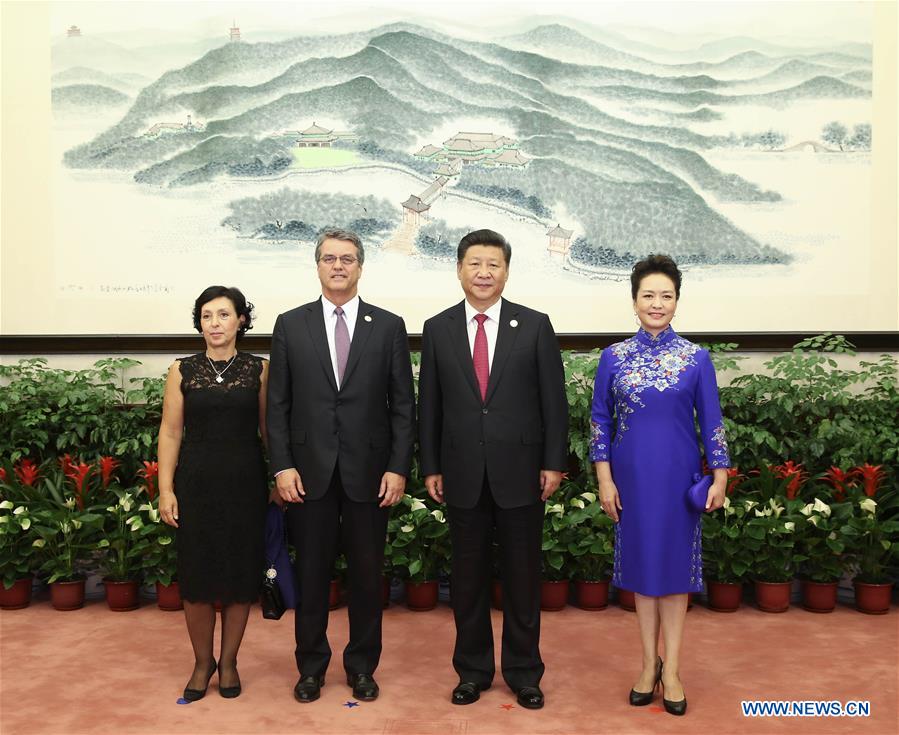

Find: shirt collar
322;294;360;322
636;325;676;346
464;298;503;324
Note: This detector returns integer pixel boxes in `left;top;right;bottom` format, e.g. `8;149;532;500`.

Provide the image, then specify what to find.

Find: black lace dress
174;352;268;604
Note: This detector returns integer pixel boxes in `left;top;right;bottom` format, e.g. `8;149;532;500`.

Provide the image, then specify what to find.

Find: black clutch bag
261;566;285;620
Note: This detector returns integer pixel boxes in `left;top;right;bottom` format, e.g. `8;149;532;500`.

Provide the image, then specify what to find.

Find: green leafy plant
562;350;601;483
387;491;450;583
565;489;615;581
702;472;753;584
0;501;38;588
96;488;146;582
795;494;852;583
31;503;105;583
541;499;573;581
843;488;899;584
131;499;178;587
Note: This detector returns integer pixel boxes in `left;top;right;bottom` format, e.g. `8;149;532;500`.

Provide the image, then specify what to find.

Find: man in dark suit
418;229;568;710
267;227;415;703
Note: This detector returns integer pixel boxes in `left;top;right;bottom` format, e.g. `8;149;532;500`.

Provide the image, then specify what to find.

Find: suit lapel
340;298;374;389
304;298;338;393
484;299;520;405
447;301;482;402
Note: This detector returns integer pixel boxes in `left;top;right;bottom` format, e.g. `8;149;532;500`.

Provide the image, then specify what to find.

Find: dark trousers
285;464;388;678
447;476;545;690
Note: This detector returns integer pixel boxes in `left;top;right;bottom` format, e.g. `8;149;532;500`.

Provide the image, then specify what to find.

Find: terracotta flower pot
707;581;742;612
156;581;183;611
491;578;503;610
754;580;792;613
801;580;838;613
382;575;391;609
329;578;342;610
104;579;140;611
405;580;438;611
50;578;86;611
540;580;569;611
574;579;610;610
854;581;893;615
616;587;636;611
0;576;34;610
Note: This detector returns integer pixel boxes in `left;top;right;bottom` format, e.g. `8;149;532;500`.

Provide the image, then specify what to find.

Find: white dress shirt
464;298;502;372
322;294;359;386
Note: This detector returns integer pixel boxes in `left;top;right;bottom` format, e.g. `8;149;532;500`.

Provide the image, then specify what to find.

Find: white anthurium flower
807;516;819;527
769;498;784;518
13;506;25;515
20;518;31;530
0;517;7;524
754;507;771;517
784;521;795;532
159;536;172;546
401;524;414;533
570;498;585;509
0;500;14;510
744;500;758;511
548;503;564;515
410;499;426;512
71;519;82;530
148;507;160;523
139;503;152;512
64;498;76;510
32;539;45;548
580;492;597;503
859;498;877;515
60;521;71;533
812;498;831;517
119;496;133;512
799;503;813;516
431;509;445;523
106;506;116;513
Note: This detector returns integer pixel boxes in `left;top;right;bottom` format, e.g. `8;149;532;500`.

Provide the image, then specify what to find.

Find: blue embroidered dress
590;327;730;596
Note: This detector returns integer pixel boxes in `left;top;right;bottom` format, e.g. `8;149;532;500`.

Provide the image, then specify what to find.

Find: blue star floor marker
176;698;191;705
343;701;360;708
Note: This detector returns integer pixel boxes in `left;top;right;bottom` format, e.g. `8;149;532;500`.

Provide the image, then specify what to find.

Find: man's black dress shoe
451;681;489;705
183;661;217;702
516;686;545;710
347;673;379;701
629;657;663;706
293;675;325;703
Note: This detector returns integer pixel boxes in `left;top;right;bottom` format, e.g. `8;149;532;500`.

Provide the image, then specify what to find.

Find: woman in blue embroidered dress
590;255;730;716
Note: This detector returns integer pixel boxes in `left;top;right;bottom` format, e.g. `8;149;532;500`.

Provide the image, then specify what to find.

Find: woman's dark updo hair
192;286;255;338
630;254;682;300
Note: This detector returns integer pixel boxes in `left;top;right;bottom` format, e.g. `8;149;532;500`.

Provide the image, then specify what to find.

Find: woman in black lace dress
158;286;269;701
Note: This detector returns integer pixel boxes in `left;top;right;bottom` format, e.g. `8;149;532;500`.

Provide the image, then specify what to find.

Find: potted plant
795;495;852;612
566;491;614;610
95;488;149;611
0;501;38;609
540;500;572;611
843;469;899;614
702;493;751;612
31;502;105;610
389;493;450;611
132;500;181;610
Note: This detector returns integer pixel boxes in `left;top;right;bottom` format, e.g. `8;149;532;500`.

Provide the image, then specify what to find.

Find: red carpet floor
1;596;896;735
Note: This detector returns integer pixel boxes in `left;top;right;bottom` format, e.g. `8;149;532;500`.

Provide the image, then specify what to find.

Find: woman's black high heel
183;660;217;702
662;674;687;716
218;659;242;699
629;657;662;706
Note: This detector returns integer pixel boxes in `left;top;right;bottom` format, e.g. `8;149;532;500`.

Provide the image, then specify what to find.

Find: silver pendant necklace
207;353;237;383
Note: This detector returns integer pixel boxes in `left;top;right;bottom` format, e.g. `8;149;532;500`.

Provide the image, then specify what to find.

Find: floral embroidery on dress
608;331;700;444
590;420;609;461
688;517;703;590
709;422;730;467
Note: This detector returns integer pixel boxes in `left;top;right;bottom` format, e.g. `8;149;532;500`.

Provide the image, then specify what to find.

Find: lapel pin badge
364;314;372;322
510;319;518;328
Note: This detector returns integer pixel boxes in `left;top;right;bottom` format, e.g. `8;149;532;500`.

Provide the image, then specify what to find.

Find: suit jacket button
482;408;488;414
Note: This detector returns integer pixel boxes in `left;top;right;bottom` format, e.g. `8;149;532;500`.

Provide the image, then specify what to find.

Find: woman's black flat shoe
629;657;663;706
183;661;217;702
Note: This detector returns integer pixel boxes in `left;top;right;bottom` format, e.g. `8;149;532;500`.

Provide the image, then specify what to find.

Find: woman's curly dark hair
192;286;255;338
630;254;682;300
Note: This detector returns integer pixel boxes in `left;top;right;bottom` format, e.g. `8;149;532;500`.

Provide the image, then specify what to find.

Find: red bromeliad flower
98;456;120;488
855;463;886;498
65;461;94;510
725;467;744;496
59;454;76;477
772;461;808;499
139;460;159;500
14;459;40;487
823;466;857;501
0;467;6;483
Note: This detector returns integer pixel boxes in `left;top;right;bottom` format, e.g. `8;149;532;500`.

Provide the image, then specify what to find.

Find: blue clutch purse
687;473;713;514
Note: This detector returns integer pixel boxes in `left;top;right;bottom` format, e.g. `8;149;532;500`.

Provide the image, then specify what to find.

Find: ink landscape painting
46;1;885;334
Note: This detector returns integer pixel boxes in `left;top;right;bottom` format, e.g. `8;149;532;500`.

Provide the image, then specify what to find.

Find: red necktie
473;313;489;402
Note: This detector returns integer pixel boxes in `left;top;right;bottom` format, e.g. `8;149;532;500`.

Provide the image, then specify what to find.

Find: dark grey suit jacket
266;297;415;502
418;299;568;509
